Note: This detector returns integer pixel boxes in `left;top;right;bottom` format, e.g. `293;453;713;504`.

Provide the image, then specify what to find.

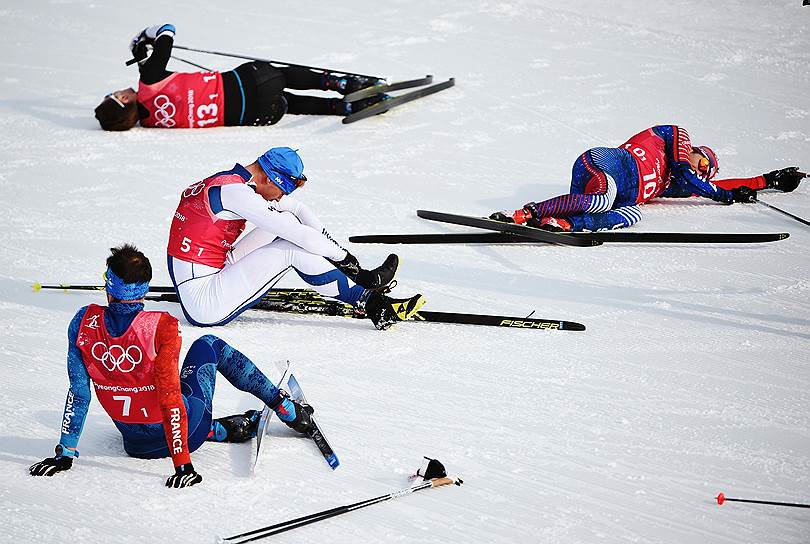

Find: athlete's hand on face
165;463;203;488
29;456;73;477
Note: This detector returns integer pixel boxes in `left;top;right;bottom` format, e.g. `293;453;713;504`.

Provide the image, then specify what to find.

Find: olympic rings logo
153;94;176;128
91;342;143;373
183;181;205;198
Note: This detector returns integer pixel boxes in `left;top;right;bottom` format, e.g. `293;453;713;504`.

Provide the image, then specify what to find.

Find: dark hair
94;98;138;131
107;244;152;284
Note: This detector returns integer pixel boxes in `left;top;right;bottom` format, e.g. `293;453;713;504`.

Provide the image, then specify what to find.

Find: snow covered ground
1;1;809;542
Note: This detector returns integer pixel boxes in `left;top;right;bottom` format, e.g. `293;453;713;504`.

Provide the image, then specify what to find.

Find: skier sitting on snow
94;23;384;131
490;125;806;232
29;244;313;488
167;146;425;329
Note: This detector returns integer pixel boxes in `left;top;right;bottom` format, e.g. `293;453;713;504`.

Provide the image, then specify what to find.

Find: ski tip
779;233;790;240
566;323;587;331
327;455;340;470
716;492;726;505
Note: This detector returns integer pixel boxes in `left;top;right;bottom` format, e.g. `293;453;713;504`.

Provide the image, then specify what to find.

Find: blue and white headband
104;267;149;301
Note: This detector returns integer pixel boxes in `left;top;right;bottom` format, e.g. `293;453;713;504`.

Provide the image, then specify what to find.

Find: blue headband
105;267;149;301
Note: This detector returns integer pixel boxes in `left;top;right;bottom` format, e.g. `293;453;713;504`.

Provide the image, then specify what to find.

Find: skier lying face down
93;23;385;131
489;124;806;232
29;244;314;487
166;147;425;330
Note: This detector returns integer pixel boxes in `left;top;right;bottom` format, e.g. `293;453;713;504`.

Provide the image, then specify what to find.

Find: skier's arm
669;165;734;203
712;175;766;191
568;205;642;232
219;184;347;260
151;314;190;468
136;24;176;85
58;308;93;457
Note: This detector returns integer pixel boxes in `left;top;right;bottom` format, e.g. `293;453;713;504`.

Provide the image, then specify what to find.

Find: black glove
165;463;203;488
329;252;361;279
731;186;757;203
764;167;806;192
329;252;397;290
29;456;73;477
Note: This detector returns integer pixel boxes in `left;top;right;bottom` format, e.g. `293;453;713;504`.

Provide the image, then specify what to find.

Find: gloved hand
274;394;314;434
731;186;757;203
764;167;806;193
29;455;73;477
329;252;396;290
165;463;202;488
130;24;175;63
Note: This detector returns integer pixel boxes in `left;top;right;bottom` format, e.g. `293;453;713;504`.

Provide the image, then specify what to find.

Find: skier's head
255;147;306;200
691;146;719;181
105;243;152;302
94;89;138;131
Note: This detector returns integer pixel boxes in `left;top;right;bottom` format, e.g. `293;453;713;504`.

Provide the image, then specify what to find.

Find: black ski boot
274;393;314;434
355;253;399;290
323;73;384;95
362;289;426;330
211;410;261;443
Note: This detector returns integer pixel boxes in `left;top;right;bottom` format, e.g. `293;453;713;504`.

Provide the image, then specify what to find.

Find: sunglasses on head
105;92;126;109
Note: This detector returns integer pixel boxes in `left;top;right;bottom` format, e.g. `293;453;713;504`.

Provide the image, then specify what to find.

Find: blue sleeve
569;205;642;231
650;125;678;165
666;164;733;203
58;307;93;457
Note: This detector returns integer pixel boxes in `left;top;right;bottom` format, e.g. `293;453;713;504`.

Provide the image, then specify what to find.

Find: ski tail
287;374;340;470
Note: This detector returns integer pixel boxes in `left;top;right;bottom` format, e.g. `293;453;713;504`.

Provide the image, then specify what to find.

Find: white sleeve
273;195;337;231
218;184;347;260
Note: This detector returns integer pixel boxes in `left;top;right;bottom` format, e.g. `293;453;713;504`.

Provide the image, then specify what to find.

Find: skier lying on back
30;244;312;488
490;125;805;232
94;23;384;130
167;147;425;329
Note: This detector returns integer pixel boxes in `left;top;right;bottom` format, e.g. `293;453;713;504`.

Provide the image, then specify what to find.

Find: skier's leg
528;149;618;219
169;238;365;326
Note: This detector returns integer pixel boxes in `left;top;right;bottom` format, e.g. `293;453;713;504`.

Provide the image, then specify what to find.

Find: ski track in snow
1;1;809;543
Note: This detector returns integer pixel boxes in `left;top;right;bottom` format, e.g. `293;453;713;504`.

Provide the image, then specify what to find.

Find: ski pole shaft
755;199;810;227
716;493;810;508
172;45;383;80
222;478;459;543
170;54;212;71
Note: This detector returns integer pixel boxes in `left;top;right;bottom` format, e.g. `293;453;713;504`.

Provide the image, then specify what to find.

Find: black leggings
223;62;337;125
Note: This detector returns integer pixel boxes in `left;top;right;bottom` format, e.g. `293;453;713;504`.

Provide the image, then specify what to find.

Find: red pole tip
716;493;725;505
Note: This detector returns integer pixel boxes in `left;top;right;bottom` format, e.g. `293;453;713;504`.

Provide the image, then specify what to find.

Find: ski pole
169;45;383;80
219;477;462;543
755;198;810;228
716;492;810;509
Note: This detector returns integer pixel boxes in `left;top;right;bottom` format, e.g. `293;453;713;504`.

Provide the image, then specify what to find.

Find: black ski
343;75;434;102
413;310;585;331
349;231;790;245
416;210;602;247
37;285;585;331
286;374;339;470
342;78;455;124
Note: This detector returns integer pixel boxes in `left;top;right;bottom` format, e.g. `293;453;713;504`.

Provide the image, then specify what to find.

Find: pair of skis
33;283;587;332
342;75;455;124
255;362;338;471
348;210;790;246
